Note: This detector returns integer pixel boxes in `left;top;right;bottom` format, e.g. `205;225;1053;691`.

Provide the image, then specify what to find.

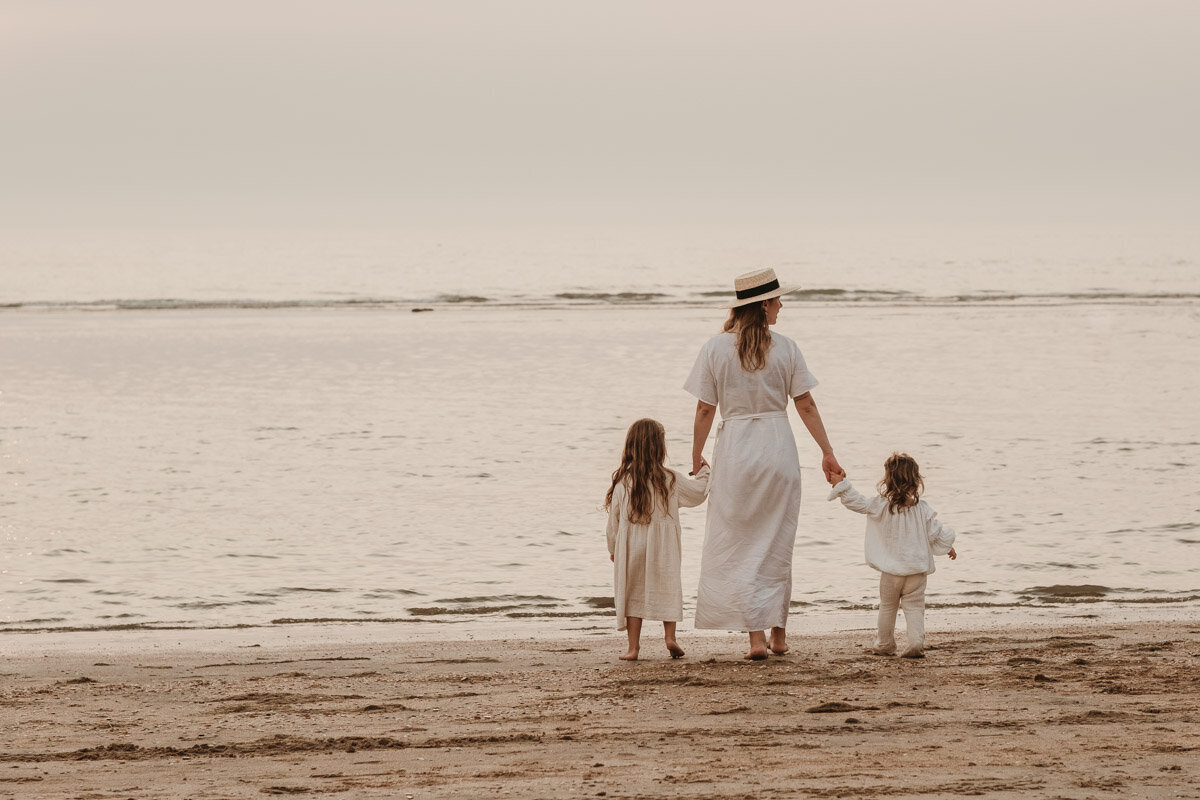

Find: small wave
408;605;528;616
174;599;278;610
1115;593;1200;604
438;294;491;304
278;586;343;593
435;594;562;604
1023;584;1110;598
505;611;612;618
271;617;424;625
0;622;257;634
1158;521;1200;532
554;291;668;303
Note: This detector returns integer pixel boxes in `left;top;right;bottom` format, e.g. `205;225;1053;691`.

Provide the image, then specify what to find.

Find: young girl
605;418;710;661
828;453;957;658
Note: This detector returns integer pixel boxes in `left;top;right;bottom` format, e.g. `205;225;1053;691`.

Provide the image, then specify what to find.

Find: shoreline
3;618;1198;799
2;602;1195;657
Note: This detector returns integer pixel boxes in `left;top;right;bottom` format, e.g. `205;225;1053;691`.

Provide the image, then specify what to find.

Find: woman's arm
692;400;717;474
793;392;842;482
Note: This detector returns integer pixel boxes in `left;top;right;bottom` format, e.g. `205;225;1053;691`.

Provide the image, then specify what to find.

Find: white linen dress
684;331;818;631
606;467;710;630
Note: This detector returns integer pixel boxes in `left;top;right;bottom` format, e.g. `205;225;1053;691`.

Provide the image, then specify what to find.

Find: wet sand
2;620;1198;799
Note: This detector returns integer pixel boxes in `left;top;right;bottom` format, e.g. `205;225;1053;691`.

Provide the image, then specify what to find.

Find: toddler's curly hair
878;452;923;514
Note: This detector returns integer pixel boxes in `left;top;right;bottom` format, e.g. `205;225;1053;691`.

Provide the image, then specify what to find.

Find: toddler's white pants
876;572;927;656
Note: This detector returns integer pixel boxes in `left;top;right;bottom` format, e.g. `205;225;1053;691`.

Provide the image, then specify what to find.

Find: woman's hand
692;455;709;475
948;548;957;560
821;452;843;483
828;466;846;485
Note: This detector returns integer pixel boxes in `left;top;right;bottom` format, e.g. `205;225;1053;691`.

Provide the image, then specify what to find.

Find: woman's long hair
605;419;675;524
878;452;924;514
723;302;772;371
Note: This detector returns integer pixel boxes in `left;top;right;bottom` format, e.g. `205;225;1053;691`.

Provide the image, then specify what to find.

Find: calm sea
2;223;1198;642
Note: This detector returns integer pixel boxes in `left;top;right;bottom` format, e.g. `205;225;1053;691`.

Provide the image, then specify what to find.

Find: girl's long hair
878;452;923;514
605;418;675;525
723;302;772;371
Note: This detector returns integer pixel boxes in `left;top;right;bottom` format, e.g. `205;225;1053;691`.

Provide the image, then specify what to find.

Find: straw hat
727;268;802;308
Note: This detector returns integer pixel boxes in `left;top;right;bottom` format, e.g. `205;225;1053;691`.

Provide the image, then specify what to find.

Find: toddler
828;453;957;658
605;418;710;661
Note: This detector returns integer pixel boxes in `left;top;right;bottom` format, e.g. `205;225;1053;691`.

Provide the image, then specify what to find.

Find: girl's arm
692;400;716;474
674;465;710;509
606;484;624;557
925;507;957;555
827;478;880;515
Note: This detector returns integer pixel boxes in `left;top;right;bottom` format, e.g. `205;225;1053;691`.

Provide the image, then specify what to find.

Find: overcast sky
2;0;1197;226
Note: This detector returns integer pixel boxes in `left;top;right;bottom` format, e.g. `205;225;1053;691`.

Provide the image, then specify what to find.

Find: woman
684;268;841;660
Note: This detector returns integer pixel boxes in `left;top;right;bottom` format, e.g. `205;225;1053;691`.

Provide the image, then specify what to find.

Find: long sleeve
606;483;624;557
827;479;883;516
673;465;710;509
925;505;956;555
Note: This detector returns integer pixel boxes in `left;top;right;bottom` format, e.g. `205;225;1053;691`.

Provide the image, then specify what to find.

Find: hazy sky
3;0;1197;226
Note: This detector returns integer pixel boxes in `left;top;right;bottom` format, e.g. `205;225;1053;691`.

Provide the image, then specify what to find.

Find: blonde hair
605;419;676;525
878;452;924;514
723;302;772;371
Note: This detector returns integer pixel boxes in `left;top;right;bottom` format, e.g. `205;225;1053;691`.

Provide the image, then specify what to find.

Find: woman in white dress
684;268;842;660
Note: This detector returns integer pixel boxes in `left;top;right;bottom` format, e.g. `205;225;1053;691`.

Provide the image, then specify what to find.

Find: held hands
691;455;710;476
948;548;957;560
822;453;844;484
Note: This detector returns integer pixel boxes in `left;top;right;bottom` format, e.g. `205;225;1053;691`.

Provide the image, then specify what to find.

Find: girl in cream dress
605;419;710;661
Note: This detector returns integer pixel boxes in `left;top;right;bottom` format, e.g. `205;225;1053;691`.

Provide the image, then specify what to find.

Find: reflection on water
1;302;1198;637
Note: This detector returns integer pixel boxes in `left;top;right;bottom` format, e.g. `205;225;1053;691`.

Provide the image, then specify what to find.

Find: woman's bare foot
769;626;789;655
619;649;639;661
666;642;685;659
745;631;769;660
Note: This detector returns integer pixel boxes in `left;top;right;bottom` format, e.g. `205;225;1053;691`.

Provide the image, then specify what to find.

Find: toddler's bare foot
619;649;639;661
666;642;685;659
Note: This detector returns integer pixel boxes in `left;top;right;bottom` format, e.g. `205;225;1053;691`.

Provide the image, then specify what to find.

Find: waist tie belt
716;410;787;437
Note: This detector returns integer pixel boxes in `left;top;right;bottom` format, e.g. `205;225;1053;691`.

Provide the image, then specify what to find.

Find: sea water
2;223;1198;641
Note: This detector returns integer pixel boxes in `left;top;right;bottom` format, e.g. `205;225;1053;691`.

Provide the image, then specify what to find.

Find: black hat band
735;279;780;300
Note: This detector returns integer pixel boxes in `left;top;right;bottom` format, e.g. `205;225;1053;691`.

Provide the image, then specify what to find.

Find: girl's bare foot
619;649;639;661
769;626;789;655
666;642;685;659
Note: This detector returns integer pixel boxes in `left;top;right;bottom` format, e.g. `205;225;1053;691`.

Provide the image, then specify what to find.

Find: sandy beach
2;620;1197;799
